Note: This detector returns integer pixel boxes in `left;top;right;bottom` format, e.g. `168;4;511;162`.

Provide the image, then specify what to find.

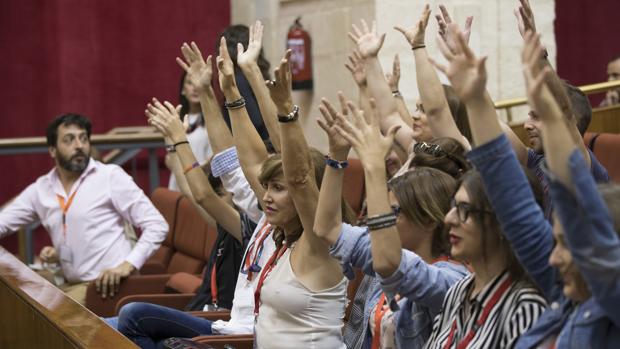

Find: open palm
177;42;212;92
237;20;263;68
348;20;385;58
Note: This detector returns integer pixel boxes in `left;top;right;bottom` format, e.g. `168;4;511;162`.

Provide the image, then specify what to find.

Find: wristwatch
277;105;300;123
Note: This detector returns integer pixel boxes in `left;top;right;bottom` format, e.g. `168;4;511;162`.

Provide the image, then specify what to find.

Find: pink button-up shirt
0;159;168;282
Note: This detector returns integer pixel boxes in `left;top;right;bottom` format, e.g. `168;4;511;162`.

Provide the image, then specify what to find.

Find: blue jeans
117;302;213;349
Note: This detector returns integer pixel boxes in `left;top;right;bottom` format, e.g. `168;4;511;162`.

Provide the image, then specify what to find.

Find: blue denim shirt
469;134;620;348
330;224;468;349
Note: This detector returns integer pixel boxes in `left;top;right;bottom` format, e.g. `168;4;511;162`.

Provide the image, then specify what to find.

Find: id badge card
58;242;73;264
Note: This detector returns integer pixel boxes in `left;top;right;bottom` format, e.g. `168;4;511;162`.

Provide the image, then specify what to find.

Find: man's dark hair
564;83;592;136
46;113;92;147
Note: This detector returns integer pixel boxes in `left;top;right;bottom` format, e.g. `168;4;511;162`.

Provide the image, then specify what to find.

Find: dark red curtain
0;0;229;252
556;0;620;104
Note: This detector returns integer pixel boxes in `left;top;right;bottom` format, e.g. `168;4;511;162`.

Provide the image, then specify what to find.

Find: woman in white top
211;28;357;347
167;72;212;191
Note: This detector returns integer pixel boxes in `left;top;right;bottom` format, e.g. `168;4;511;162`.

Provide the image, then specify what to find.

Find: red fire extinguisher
286;17;313;90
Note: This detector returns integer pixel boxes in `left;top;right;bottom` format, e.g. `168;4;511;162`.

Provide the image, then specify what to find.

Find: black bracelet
411;44;426;50
173;140;190;149
325;155;348;169
224;97;246;110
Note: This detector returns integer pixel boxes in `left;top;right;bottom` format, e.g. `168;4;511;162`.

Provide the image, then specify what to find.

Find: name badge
58;243;73;264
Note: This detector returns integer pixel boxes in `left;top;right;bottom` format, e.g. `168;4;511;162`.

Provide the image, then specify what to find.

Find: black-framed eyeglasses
450;198;493;222
391;205;401;216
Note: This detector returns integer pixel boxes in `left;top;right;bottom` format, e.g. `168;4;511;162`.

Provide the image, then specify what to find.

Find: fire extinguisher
286;17;313;90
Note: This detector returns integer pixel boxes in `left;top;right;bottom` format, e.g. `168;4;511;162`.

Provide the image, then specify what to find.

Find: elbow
193;189;217;208
373;257;399;278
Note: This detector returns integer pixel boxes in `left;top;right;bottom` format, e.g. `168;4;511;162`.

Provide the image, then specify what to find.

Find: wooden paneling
0;247;138;349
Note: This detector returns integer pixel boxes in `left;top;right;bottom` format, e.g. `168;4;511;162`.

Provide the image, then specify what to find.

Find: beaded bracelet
224;97;246;110
325;155;348;170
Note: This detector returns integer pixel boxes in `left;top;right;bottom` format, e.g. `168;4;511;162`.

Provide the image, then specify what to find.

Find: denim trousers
116;302;213;349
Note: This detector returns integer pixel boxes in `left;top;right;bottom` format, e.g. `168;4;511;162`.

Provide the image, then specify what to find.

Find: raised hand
334;99;400;168
266;50;294;114
430;23;488;102
435;4;474;55
385;54;401;92
216;37;237;93
522;31;553;116
146;98;186;143
317;92;352;157
394;4;432;47
237;20;264;69
176;42;213;93
348;19;386;58
344;49;367;87
514;0;537;38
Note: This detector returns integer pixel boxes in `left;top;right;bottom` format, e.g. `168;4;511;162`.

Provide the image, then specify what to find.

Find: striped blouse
424;271;547;349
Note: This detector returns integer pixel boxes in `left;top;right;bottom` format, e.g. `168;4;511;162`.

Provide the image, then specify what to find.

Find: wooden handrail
495;79;620;110
0;246;138;348
0;133;164;149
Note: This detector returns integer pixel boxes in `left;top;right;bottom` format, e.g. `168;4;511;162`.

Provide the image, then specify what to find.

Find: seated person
0;114;168;304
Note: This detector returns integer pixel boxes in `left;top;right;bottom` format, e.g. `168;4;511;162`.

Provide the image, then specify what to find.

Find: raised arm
385;54;413;125
349;20;416;155
433;24;558;299
334;97;401;278
266;51;336;265
313;94;353;246
514;0;590;166
395;4;471;149
176;42;233;155
236;20;281;152
344;49;373;121
216;37;269;208
147;100;242;241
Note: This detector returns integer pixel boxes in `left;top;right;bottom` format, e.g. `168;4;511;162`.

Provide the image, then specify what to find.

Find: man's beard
58;150;90;173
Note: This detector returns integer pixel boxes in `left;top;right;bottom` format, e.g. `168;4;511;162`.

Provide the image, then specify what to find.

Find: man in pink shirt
0;114;168;304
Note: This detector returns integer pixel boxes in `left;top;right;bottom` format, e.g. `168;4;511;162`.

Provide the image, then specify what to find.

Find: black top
185;213;257;311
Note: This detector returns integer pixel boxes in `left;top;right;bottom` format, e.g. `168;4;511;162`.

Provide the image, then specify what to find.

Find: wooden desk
0;247;138;348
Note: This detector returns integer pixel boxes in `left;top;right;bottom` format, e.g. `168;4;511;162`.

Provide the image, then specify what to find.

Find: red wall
556;0;620;104
0;0;229;252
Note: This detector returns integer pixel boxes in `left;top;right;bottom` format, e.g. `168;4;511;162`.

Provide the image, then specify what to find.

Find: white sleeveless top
254;248;348;349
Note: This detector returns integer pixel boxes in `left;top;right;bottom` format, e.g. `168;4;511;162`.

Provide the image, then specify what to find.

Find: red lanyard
210;259;219;307
242;222;272;281
371;293;389;349
253;244;288;316
443;275;513;349
56;179;85;237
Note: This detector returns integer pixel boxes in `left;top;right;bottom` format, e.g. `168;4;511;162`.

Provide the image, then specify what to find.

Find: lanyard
253;244;288;316
371;293;389;349
210;247;224;307
55;179;85;238
241;221;272;281
443;275;513;349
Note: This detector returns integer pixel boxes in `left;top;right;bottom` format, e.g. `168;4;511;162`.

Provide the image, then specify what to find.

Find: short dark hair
46;113;92;147
564;83;592;136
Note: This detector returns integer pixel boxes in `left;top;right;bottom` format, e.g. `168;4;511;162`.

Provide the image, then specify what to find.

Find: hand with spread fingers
146;98;186;144
522;31;554;119
266;50;294;114
237;20;264;69
430;23;488;102
385;54;401;92
176;42;213;93
334;99;400;170
345;49;368;87
317;92;352;158
216;37;238;94
394;4;432;48
348;19;386;59
435;4;474;55
95;261;135;299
